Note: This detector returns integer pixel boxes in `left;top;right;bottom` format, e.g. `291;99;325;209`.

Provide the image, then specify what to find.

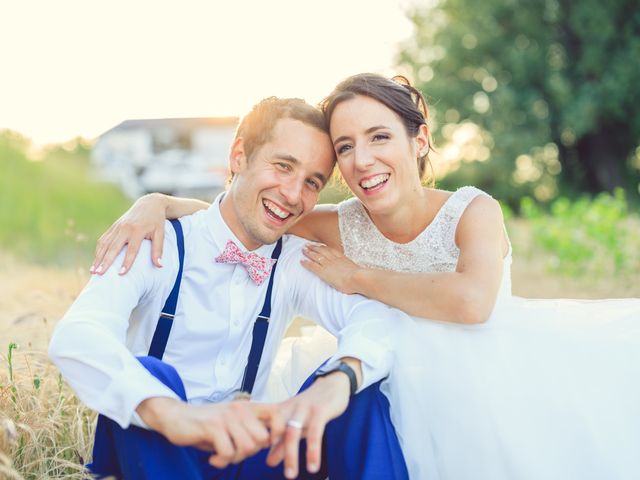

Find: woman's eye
372;133;390;142
336;144;352;155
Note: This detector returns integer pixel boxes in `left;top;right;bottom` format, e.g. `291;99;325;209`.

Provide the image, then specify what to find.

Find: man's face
222;117;335;249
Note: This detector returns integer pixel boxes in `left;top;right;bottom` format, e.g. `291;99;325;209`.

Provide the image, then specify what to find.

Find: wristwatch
315;361;358;397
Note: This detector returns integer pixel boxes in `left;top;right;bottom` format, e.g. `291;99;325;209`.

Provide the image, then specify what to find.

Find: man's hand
267;358;362;479
137;397;285;468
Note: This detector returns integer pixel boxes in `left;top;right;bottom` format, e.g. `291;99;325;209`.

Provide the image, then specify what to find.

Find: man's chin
264;216;300;241
251;227;287;247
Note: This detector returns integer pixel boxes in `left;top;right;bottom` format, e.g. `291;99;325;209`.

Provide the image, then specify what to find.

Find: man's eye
306;179;320;191
276;162;291;170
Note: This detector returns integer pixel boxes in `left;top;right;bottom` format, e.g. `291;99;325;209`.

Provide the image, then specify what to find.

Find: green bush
519;189;640;276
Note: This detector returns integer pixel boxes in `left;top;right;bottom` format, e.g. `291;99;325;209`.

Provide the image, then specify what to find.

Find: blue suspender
148;219;185;359
240;237;283;396
147;223;283;397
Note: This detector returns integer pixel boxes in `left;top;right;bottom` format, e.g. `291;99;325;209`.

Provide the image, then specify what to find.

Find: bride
91;73;640;479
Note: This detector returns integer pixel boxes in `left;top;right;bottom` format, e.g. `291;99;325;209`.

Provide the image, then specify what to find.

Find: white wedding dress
267;186;640;480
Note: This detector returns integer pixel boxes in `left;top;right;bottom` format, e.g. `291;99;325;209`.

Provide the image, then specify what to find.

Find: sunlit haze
2;0;415;145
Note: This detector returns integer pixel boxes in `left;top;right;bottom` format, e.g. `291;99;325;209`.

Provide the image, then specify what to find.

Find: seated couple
50;74;640;480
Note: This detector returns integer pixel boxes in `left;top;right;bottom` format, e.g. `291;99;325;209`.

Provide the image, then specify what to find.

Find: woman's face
329;94;428;215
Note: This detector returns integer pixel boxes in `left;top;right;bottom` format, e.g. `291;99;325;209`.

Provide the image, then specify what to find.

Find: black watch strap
316;361;358;397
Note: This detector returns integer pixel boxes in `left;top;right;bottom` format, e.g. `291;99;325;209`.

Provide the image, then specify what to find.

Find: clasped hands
138;371;352;479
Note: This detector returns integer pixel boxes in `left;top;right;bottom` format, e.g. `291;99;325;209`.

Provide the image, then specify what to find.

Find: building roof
100;117;239;137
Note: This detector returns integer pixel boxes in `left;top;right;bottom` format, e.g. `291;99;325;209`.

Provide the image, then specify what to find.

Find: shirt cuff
104;367;182;429
319;320;396;393
130;410;152;429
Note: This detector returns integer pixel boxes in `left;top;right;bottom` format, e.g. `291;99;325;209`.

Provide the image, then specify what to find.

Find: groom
49;97;410;479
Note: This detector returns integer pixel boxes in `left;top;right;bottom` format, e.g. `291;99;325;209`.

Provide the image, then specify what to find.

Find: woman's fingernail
119;266;126;275
96;264;103;274
157;257;163;267
285;468;295;479
309;462;319;473
89;265;95;273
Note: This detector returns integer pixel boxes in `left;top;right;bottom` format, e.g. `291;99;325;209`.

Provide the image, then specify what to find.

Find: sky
1;0;416;145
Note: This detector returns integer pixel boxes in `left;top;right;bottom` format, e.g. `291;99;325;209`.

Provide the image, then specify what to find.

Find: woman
92;74;640;479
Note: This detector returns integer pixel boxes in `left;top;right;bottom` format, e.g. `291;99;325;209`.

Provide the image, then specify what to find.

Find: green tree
399;0;640;204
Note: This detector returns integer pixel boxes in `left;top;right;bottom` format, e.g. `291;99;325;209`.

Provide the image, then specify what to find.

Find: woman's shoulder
452;188;505;250
287;203;341;249
427;186;495;214
441;185;500;223
424;185;502;243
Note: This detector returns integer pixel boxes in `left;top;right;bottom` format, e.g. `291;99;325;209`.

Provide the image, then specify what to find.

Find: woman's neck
366;186;432;244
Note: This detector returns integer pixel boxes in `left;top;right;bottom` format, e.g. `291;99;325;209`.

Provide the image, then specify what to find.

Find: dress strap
438;186;488;248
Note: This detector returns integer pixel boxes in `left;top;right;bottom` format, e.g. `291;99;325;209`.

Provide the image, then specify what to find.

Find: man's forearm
137;396;184;433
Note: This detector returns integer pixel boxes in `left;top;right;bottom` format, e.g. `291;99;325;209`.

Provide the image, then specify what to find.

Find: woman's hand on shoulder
91;193;170;276
301;243;362;294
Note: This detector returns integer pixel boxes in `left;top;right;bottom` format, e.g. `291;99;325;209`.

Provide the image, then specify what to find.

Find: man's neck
218;192;263;251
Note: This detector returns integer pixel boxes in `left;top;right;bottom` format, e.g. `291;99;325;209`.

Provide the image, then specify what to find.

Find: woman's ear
415;124;430;157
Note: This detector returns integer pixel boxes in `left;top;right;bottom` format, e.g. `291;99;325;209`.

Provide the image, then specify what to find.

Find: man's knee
136;355;187;401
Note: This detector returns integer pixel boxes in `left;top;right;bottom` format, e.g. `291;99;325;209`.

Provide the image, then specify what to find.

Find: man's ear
229;137;247;175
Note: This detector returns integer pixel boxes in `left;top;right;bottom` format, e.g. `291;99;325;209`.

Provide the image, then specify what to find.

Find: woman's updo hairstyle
320;73;434;184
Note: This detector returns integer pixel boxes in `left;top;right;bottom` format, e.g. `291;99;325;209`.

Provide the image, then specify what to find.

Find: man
49;97;410;479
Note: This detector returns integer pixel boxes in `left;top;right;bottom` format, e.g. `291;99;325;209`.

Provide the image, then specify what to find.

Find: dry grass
0;256;95;479
1;248;638;478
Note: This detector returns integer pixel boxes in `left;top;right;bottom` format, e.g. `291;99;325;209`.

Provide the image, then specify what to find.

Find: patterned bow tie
215;240;277;286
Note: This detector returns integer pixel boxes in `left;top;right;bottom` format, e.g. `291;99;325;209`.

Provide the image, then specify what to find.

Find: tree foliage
399;0;640;204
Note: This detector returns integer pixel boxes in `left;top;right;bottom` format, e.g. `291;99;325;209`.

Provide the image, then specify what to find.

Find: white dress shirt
49;194;408;429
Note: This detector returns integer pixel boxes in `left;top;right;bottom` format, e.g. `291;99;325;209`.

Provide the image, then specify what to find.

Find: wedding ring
286;419;304;430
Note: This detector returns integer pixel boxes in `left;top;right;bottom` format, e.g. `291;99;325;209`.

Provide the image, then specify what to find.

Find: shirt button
220;358;226;365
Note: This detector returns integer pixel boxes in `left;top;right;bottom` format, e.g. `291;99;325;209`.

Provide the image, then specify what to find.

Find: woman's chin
357;193;397;217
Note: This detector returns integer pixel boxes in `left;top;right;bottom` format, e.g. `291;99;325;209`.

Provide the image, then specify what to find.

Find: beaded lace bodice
338;186;509;277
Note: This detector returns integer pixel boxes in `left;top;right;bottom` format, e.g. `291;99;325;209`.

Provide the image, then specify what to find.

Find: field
1;133;639;478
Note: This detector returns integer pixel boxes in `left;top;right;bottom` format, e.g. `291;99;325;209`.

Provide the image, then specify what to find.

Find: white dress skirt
267;187;640;480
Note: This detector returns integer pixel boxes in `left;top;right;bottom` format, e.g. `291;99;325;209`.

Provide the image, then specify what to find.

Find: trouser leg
298;364;409;480
88;356;212;479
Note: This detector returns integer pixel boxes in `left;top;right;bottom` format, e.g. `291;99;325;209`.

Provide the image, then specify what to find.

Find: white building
92;117;238;200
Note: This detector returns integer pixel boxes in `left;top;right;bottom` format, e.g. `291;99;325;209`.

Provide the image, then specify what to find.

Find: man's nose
280;175;304;206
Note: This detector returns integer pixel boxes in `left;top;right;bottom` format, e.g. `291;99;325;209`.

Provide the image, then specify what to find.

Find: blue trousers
88;356;408;479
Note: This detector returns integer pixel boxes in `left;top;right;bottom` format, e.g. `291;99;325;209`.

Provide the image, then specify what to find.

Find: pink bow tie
215;240;277;286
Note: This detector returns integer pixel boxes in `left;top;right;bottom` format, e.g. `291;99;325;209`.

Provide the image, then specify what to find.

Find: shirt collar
204;192;279;258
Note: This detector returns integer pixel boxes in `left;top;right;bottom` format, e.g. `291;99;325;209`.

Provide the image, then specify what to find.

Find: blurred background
2;0;638;294
1;1;639;476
